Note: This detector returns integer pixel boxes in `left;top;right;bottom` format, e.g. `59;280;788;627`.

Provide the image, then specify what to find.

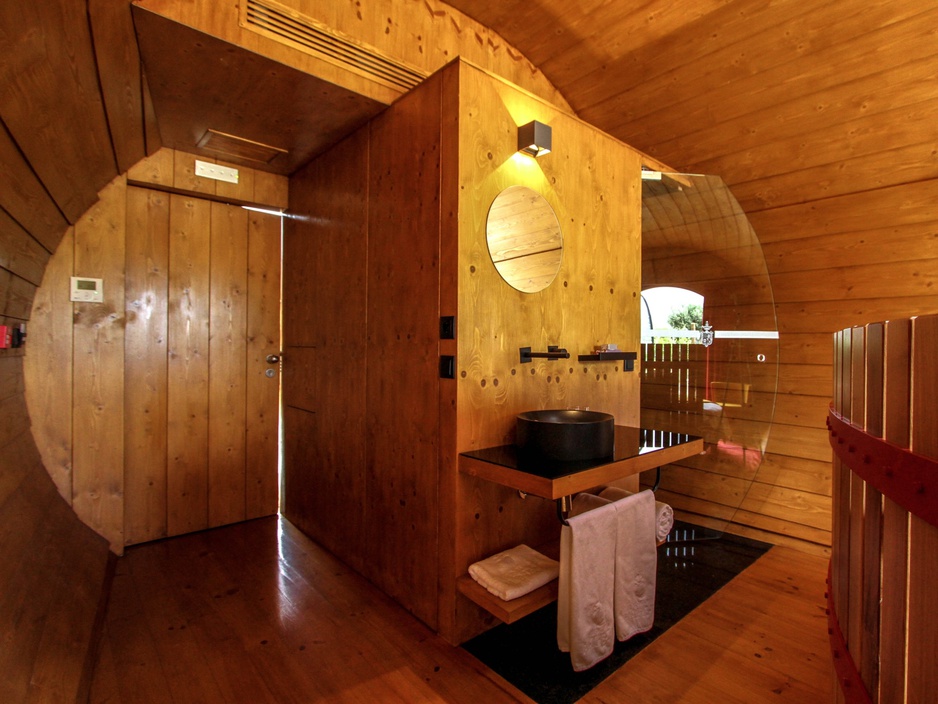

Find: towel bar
556;495;572;525
555;468;662;526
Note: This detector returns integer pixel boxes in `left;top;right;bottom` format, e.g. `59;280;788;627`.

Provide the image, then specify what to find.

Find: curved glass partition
639;172;778;540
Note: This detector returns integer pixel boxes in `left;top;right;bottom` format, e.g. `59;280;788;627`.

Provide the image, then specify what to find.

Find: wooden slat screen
829;314;938;703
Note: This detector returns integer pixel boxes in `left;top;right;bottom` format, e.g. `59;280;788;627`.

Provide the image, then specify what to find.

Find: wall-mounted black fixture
520;345;570;363
439;315;455;340
576;350;638;371
439;355;456;379
518;120;552;157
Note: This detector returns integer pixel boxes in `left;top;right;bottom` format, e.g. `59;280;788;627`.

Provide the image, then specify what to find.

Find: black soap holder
576;350;638;370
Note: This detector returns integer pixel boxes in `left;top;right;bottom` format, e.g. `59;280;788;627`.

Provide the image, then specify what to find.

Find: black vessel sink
516;409;615;462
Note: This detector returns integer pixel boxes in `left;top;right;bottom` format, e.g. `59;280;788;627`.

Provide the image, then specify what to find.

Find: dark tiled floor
463;522;770;704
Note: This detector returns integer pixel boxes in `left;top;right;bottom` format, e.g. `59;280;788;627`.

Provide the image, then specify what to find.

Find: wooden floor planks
90;517;832;703
583;547;833;703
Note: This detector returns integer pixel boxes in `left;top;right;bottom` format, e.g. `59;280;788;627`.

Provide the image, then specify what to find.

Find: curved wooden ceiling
445;0;736;156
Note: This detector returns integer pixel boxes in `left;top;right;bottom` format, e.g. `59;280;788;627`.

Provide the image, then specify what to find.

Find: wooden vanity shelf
457;540;561;624
459;426;703;500
457;426;703;623
457;574;558;623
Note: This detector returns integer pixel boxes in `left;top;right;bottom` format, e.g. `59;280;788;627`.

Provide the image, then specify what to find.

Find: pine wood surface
136;0;568;111
89;516;832;704
0;0;116;224
91;516;532;704
25;157;286;552
583;546;832;703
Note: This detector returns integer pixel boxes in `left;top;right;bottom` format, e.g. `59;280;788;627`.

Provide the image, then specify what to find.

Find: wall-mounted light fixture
518;120;552;157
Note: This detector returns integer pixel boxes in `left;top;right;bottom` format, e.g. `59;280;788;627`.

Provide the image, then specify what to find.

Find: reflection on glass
639;173;779;539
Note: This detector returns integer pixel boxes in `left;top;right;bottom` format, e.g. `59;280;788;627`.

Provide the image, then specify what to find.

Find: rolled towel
599;486;674;543
468;544;560;601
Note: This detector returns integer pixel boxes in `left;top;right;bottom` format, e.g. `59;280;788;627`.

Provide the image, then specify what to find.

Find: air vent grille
197;129;288;165
242;0;426;92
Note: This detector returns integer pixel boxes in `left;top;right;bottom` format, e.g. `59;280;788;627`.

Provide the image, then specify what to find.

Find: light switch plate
195;160;239;184
70;276;103;303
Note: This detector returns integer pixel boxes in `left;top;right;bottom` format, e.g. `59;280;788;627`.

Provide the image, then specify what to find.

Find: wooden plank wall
0;1;147;699
283;70;446;631
1;0;575;693
577;0;938;552
26;148;288;552
284;60;645;645
450;63;643;643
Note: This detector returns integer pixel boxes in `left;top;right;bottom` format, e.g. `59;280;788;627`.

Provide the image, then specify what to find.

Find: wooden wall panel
364;70;443;629
245;211;282;519
574;0;938;552
28;153;287;549
0;123;70;253
282;131;368;573
0;208;51;287
0;0;116;222
166;194;211;536
451;63;643;642
208;203;248;527
282;61;642;644
24;227;74;502
88;0;147;174
72;177;127;553
124;186;170;544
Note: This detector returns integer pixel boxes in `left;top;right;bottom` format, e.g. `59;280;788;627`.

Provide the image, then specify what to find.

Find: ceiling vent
197;129;288;164
241;0;426;92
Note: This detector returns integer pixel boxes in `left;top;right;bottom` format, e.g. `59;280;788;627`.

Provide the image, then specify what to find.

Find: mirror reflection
486;185;562;293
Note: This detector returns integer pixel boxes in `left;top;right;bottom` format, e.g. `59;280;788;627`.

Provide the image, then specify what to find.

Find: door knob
266;354;280;364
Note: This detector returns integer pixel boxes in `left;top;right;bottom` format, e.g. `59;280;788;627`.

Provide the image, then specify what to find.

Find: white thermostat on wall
70;276;104;303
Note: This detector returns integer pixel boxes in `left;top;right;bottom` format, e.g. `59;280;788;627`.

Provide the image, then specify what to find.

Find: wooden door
124;187;281;544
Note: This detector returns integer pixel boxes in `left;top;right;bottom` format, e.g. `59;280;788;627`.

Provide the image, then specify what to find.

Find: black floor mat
462;521;771;704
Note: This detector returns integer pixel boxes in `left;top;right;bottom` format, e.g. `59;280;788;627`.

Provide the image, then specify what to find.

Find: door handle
266;353;281;364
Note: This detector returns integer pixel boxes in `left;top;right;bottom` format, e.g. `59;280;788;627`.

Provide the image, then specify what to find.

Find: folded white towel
607;489;658;641
468;544;559;601
599;486;674;543
557;495;617;671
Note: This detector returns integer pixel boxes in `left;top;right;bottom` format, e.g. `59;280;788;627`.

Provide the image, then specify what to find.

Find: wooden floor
90;516;833;703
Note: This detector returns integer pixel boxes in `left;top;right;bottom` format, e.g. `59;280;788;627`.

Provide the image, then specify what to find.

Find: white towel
468;544;559;601
608;490;658;641
557;495;617;671
599;486;674;543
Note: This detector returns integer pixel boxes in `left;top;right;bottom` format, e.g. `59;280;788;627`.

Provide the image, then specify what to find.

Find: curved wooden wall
0;1;146;699
830;316;938;703
589;0;938;553
0;1;564;697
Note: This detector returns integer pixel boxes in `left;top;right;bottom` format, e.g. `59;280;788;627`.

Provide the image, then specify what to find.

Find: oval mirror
485;185;562;293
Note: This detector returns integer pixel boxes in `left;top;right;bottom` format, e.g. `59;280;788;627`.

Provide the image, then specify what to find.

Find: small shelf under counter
458;426;704;500
456;426;703;623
